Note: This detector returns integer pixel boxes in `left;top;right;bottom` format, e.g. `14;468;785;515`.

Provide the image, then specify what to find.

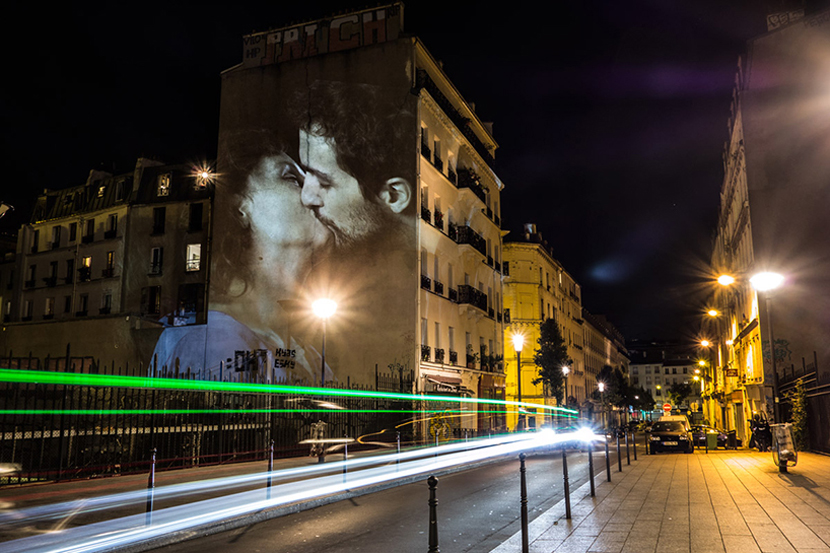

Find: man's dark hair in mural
295;81;415;249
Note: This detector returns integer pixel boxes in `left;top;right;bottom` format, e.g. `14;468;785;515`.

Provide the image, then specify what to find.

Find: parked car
690;425;742;448
648;420;694;454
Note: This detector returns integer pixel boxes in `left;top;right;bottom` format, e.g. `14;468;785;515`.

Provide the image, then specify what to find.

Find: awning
426;375;462;385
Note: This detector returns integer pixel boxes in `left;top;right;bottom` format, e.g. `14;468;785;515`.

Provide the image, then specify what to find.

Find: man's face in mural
299;129;389;249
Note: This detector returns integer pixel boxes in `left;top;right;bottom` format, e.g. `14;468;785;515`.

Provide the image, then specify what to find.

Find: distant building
707;6;830;448
0;158;212;373
502;224;584;428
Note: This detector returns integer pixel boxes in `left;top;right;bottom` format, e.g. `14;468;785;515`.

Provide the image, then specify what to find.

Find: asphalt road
154;446;611;553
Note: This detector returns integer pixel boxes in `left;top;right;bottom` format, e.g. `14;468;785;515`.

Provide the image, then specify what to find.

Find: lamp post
598;381;606;428
562;366;570;410
512;334;525;431
750;272;784;423
312;298;337;387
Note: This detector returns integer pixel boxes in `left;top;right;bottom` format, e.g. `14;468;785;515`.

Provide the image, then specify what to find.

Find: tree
667;382;693;407
532;318;572;405
785;378;808;450
631;386;655;412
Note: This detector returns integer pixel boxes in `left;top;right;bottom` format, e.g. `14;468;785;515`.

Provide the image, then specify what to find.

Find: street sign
662;403;672;413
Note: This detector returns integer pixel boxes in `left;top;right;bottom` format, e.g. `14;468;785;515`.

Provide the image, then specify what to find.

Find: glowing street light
707;309;719;317
312;299;337;386
700;340;711;347
597;381;606;428
717;274;735;286
562;366;570;408
512;333;525;431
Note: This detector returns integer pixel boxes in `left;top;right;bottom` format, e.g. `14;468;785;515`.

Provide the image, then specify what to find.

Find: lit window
186;243;201;271
98;185;106;198
157;174;171;197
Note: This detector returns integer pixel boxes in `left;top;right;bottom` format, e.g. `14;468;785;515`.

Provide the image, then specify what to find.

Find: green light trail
0;368;579;414
0;408;533;416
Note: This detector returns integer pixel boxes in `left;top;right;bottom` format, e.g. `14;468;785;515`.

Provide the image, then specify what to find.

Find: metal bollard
397;431;401;468
633;431;637;461
588;440;595;497
427;475;440;553
617;434;622;472
343;436;349;481
645;432;650;455
562;444;571;519
267;440;274;499
519;453;529;553
605;436;611;482
625;431;630;465
145;448;156;526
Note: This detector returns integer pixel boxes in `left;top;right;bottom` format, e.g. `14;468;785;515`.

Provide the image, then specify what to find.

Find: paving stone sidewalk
491;449;830;553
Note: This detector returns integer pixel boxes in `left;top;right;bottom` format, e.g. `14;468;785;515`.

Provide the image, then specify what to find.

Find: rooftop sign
242;3;404;68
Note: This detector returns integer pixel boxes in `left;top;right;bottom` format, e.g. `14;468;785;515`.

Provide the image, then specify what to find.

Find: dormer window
97;185;106;198
157;174;171;197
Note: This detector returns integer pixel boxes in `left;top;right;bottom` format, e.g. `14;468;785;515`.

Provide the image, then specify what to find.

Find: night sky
1;1;778;340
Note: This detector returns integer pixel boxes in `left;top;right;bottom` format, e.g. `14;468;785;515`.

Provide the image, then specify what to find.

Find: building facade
706;7;830;448
0;159;212;373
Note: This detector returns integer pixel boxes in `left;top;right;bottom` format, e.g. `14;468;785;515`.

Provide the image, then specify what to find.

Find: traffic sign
662;403;672;413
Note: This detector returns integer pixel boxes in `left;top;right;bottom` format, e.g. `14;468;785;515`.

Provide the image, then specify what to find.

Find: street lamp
512;334;525;431
312;298;337;387
700;339;711;347
597;381;606;428
750;271;785;422
707;309;719;317
562;366;570;409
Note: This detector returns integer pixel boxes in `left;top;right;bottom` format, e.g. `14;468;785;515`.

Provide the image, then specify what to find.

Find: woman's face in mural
242;153;331;251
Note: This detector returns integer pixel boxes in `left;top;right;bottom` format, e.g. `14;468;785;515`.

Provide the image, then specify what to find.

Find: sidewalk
491;448;830;553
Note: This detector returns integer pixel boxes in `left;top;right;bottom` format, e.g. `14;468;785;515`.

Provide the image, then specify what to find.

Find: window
97;185;106;198
448;327;455;353
672;368;677;374
434;322;441;350
421;318;428;346
65;259;74;284
116;180;126;201
23;300;33;320
503;261;509;276
64;296;71;313
69;222;77;242
186;244;201;271
79;256;91;282
107;214;117;232
157;173;171;196
433;255;440;283
106;251;114;269
77;294;88;316
683;367;688;374
150;247;163;274
51;226;61;248
665;368;669;375
101;292;112;314
84;219;94;241
44;297;55;316
26;264;36;286
141;286;161;315
175;283;205;325
152;207;166;234
189;203;203;232
82;256;91;268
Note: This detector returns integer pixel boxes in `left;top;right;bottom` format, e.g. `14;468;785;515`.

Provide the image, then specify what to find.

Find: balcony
3;314;11;323
151;226;165;236
50;241;60;250
454;225;486;256
432;155;444;172
434;280;444;295
457;284;488;312
186;260;201;272
494;214;501;226
81;234;94;244
30;245;38;254
75;310;88;317
63;275;73;285
104;229;117;239
495;261;501;273
433;210;444;231
448;287;458;302
148;263;162;276
488;307;495;318
497;312;502;323
449;350;458;365
21;315;32;322
420;205;431;223
42;276;57;287
457;167;487;205
24;279;35;289
420;142;431;161
421;274;431;291
101;267;115;278
435;348;445;363
421;345;431;362
99;306;111;315
43;313;54;320
487;255;493;267
485;206;493;219
466;353;477;369
447;168;457;185
78;267;91;282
